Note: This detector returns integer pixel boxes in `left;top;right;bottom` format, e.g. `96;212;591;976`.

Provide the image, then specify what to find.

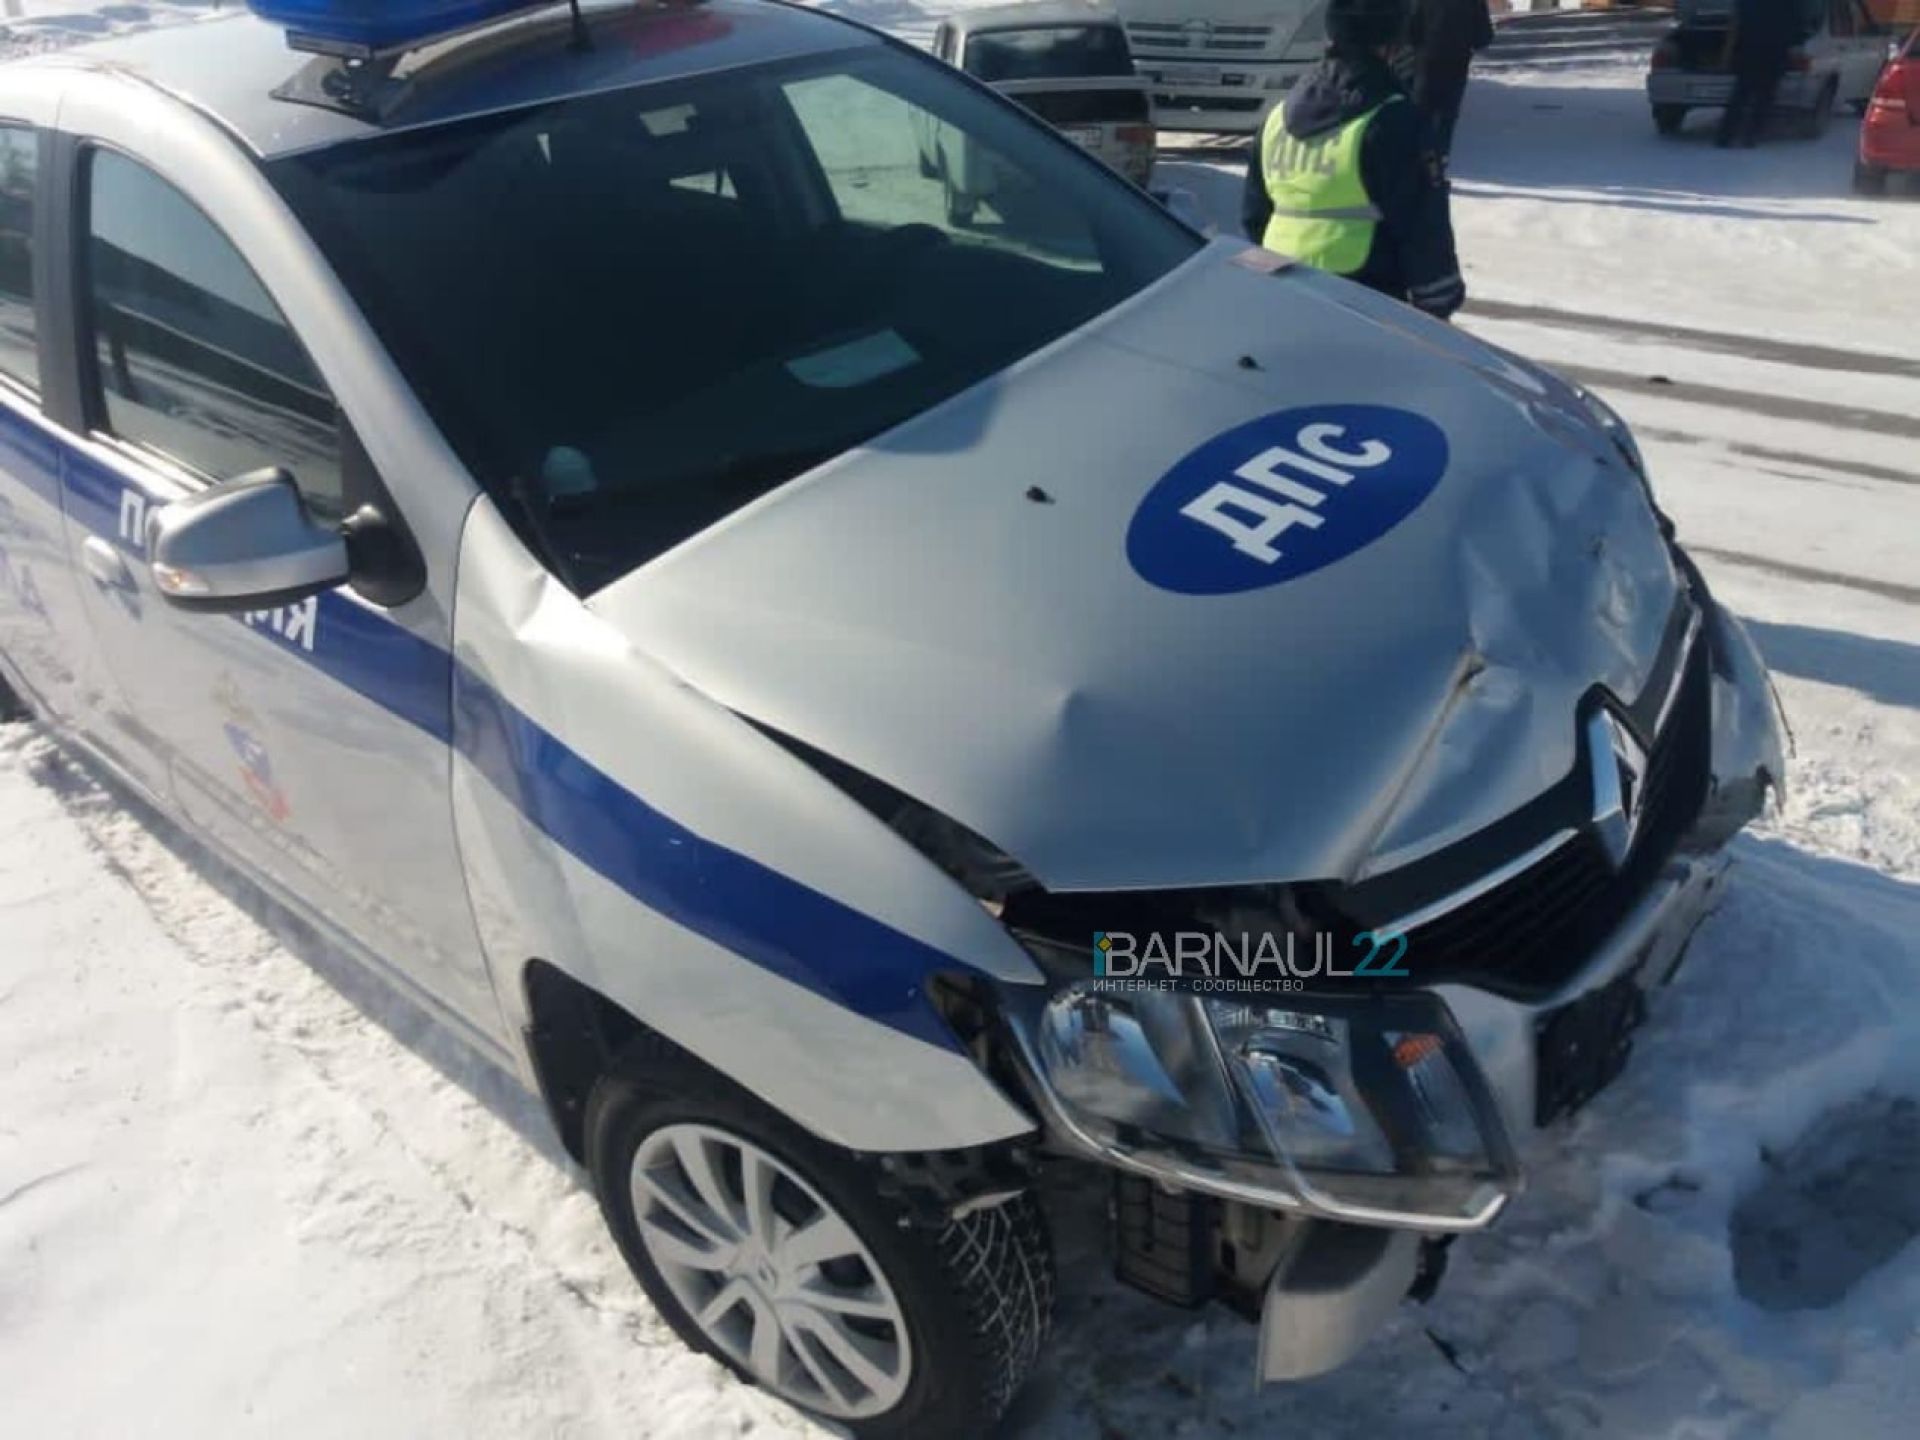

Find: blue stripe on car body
451;665;965;1051
46;435;966;1046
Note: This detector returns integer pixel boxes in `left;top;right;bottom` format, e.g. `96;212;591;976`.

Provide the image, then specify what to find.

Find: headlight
1027;983;1517;1227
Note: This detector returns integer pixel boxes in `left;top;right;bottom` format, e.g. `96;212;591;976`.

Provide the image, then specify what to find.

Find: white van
1117;0;1328;133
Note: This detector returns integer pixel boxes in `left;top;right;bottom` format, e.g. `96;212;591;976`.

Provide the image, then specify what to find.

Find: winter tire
1652;103;1687;137
585;1038;1053;1440
1853;161;1889;195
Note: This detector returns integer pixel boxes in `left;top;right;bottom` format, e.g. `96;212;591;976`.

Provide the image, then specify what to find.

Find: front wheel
586;1041;1053;1439
0;670;27;723
1652;103;1688;136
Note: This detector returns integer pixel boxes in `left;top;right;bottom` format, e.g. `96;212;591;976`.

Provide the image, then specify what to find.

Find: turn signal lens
151;563;209;596
1392;1032;1443;1069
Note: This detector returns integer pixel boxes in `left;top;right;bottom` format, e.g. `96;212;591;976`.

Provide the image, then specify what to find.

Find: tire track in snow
1555;363;1920;444
1470;299;1920;382
1462;300;1920;611
1688;546;1920;608
1636;428;1920;491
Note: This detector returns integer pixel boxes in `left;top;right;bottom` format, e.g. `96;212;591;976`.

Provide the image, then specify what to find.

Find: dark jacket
1732;0;1804;62
1406;0;1494;111
1242;48;1465;318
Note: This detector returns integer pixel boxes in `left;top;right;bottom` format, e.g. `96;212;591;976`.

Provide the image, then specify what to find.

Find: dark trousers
1417;60;1471;161
1718;53;1787;145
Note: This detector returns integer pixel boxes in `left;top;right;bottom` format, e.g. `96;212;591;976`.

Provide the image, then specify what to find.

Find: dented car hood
590;243;1682;892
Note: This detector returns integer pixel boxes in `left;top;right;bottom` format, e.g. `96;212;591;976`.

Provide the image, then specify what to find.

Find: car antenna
566;0;592;52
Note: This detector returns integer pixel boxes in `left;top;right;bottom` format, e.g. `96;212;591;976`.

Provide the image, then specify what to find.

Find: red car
1858;28;1920;193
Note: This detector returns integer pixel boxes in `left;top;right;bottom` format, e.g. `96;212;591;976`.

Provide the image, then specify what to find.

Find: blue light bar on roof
248;0;551;58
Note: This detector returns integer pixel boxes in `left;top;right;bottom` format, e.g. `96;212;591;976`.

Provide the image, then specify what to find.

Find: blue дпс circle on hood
1127;404;1450;595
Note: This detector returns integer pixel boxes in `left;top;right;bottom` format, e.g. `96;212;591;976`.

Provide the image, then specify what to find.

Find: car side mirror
146;468;349;613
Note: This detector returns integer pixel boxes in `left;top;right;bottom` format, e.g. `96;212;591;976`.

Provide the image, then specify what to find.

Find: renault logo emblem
1587;708;1648;869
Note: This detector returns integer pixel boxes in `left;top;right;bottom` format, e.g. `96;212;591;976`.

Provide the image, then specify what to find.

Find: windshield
962;25;1136;81
269;43;1196;593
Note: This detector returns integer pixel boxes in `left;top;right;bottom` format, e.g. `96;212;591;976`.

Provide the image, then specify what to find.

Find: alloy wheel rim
630;1123;913;1419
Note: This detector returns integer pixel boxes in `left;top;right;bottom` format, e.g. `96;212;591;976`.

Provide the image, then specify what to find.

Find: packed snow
3;4;1919;1438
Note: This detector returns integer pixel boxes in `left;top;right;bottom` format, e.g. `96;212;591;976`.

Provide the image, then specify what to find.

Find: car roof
946;1;1122;37
16;0;876;159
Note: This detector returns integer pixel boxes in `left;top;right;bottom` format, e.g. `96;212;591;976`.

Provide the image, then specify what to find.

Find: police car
0;1;1785;1434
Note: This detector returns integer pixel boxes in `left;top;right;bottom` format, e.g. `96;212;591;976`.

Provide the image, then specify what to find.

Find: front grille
1154;93;1265;113
1311;642;1714;1000
1127;21;1274;55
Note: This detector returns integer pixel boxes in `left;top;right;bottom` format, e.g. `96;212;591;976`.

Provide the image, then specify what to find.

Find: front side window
86;150;344;516
0;125;37;392
270;42;1196;593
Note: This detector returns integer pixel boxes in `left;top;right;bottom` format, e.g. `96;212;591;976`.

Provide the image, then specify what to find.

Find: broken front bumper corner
1690;600;1788;850
1257;1222;1423;1384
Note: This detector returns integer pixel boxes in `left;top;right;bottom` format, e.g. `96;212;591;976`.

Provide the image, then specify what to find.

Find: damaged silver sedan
0;1;1785;1436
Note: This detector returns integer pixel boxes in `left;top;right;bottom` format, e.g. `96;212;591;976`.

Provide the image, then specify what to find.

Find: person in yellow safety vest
1241;0;1466;320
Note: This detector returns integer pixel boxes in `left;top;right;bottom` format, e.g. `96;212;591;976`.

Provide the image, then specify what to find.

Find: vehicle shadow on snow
13;730;575;1174
1742;618;1920;712
1451;78;1879;215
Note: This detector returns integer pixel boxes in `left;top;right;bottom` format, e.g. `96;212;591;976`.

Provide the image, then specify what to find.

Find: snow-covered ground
4;6;1919;1438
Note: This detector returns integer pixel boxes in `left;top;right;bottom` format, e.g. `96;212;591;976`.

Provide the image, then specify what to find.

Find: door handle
81;534;134;591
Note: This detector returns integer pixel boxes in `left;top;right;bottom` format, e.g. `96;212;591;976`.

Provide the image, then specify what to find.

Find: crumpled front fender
1688;596;1789;852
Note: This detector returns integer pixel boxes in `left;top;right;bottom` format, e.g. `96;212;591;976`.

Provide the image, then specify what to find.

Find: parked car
1856;26;1920;190
0;1;1785;1437
924;0;1155;213
1647;0;1891;138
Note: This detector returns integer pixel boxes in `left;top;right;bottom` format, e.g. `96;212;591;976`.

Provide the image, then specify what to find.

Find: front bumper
1005;594;1783;1209
994;590;1783;1378
1135;61;1305;134
1437;845;1730;1142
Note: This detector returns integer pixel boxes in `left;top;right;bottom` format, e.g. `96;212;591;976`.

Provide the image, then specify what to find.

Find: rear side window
85;149;345;517
961;26;1135;82
0;125;37;392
